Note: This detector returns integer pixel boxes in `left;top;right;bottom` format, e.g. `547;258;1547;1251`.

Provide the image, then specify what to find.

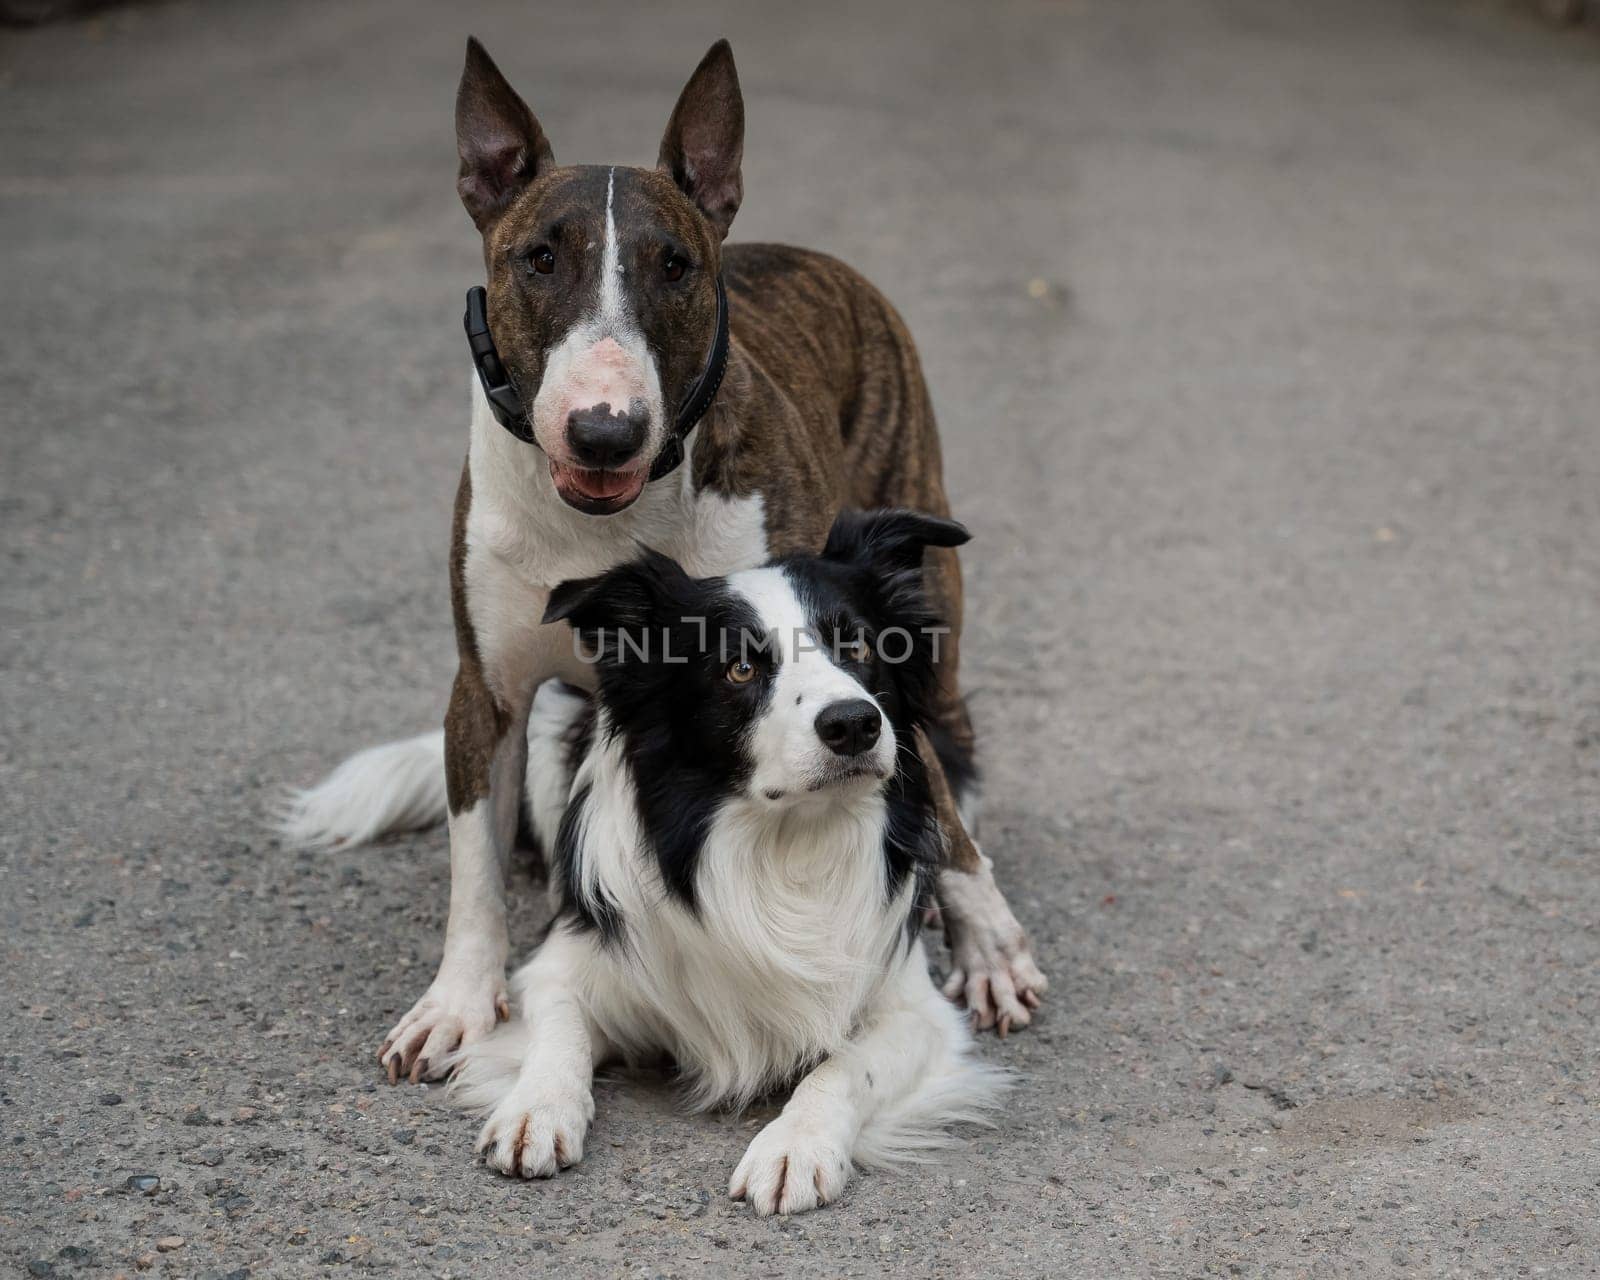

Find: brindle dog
302;38;1047;1082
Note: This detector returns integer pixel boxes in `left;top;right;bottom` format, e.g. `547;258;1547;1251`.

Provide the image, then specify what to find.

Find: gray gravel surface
3;0;1598;1275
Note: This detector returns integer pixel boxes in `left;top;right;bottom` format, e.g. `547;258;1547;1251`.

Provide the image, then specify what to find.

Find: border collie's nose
566;400;648;469
814;698;882;757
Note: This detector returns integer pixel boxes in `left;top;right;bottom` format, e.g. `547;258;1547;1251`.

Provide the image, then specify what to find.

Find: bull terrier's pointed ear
456;37;555;232
658;39;744;240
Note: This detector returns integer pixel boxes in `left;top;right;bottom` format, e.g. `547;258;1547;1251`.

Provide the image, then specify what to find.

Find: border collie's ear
657;40;744;239
823;508;971;576
542;550;691;634
456;37;555;231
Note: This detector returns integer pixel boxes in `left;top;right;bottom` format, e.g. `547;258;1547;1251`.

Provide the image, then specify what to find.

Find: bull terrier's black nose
566;400;649;469
814;698;882;757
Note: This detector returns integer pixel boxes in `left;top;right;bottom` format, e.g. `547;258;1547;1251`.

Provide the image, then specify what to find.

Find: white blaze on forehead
726;566;809;657
598;166;628;336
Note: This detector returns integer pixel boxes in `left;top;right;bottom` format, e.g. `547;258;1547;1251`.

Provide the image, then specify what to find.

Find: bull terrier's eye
725;659;757;686
663;251;688;283
528;245;555;275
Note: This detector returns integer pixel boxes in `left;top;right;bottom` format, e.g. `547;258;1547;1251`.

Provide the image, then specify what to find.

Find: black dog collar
463;278;729;484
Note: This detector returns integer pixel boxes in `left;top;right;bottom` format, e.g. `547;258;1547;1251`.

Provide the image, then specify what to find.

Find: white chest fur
567;724;917;1109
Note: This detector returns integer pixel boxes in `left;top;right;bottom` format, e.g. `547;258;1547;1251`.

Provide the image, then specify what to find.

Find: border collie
447;510;1006;1214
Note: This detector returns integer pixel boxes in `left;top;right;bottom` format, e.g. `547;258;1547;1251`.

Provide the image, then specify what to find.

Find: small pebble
123;1175;160;1195
98;1093;123;1106
155;1236;185;1252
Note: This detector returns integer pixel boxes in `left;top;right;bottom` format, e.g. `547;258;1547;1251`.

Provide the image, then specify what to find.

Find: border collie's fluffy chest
563;722;918;1107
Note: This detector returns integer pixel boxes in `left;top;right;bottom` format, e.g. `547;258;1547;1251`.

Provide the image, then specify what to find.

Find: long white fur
275;731;446;849
447;570;1007;1214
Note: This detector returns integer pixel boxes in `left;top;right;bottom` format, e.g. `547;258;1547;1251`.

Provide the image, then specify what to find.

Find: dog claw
998;1014;1011;1039
478;1089;593;1178
377;978;506;1083
730;1116;851;1215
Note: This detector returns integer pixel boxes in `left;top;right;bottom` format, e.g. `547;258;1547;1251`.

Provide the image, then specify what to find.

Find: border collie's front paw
379;971;509;1084
476;1084;594;1178
729;1115;852;1216
938;855;1048;1036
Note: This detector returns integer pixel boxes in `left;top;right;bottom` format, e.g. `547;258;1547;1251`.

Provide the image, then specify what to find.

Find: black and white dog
446;510;1004;1215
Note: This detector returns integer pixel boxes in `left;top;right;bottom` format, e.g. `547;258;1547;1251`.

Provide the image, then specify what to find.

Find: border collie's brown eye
529;246;555;275
725;659;756;685
844;638;873;664
663;252;687;283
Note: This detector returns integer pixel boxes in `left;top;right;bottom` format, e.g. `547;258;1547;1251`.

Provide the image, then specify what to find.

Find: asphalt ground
3;0;1597;1275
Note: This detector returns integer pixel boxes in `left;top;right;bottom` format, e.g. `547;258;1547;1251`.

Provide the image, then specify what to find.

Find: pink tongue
556;464;633;499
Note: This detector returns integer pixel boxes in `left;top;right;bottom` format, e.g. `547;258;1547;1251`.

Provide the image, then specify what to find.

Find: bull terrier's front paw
938;854;1048;1037
729;1114;852;1216
476;1084;594;1179
379;970;509;1084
